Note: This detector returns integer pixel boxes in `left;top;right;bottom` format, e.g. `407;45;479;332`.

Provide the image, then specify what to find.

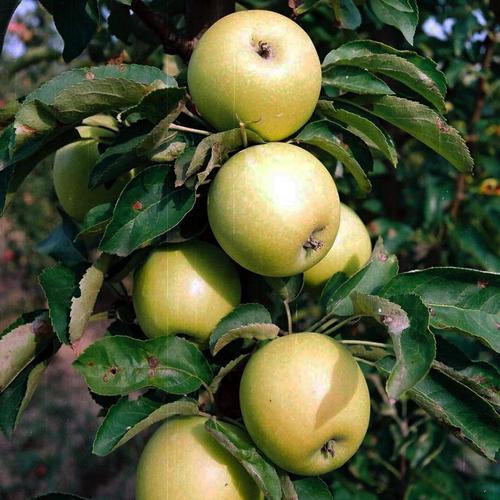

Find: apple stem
340;340;390;349
321;439;336;457
169;123;211;136
283;299;293;335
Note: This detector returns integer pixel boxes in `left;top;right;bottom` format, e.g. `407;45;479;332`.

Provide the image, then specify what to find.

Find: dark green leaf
350;95;473;172
0;358;49;437
77;203;114;239
324;40;446;112
36;209;87;268
209;303;280;355
382;268;500;352
39;0;96;62
205;418;281;500
294;478;333;499
323;66;394;95
377;357;500;460
369;0;418;45
324;240;399;315
89;122;152;188
99;166;196;256
332;0;361;30
265;275;304;303
93;397;199;455
73;335;213;396
120;87;186;124
295;120;372;192
316;101;397;165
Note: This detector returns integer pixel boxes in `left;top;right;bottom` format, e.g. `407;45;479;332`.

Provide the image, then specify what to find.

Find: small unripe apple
187;10;322;141
132;240;241;344
239;332;370;475
304;203;372;288
208;143;340;277
136;416;263;500
53;138;129;222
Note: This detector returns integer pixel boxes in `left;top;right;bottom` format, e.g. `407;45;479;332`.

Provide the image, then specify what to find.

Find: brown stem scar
321;439;336;457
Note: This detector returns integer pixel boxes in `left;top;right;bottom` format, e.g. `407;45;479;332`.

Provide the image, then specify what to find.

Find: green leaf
369;0;418;45
294;478;333;499
93;397;199;456
377;357;500;460
53;78;157;124
0;358;49;437
120;86;186;124
295;120;372;192
39;0;96;62
36;209;87;268
332;0;361;30
89;123;152;188
317;100;397;165
324;40;446;112
350;95;473;172
39;265;82;344
406;464;468;500
265;275;304;303
0;311;52;392
76;203;114;240
209;354;249;394
178;128;265;188
350;293;436;399
209;304;280;355
1;127;80;215
381;268;500;352
23;64;175;106
324;240;399;315
323;66;394;95
99;166;196;257
379;0;413;11
68;254;111;343
205;419;281;500
73;335;213;396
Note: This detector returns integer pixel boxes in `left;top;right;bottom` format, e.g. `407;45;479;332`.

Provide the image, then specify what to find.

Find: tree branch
129;0;196;59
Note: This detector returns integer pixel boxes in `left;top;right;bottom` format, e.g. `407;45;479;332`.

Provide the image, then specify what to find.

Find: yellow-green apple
207;143;340;277
187;10;321;141
305;203;372;287
53;135;129;222
136;416;263;500
132;240;241;343
239;332;370;475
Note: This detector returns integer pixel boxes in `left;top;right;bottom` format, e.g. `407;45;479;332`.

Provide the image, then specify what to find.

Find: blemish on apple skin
102;373;109;383
109;366;118;375
321;439;336;457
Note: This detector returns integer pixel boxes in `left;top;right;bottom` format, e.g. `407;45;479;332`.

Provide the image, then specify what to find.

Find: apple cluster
51;10;374;500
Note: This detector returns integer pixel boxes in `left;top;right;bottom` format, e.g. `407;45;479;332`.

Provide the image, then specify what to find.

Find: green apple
53;138;129;222
207;143;340;277
187;10;321;141
132;240;241;343
304;203;372;287
239;332;370;475
136;416;263;500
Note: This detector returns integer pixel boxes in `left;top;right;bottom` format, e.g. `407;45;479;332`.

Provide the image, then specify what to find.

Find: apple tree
0;0;498;498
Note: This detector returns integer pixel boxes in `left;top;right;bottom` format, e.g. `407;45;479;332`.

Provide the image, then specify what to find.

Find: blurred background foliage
0;0;498;498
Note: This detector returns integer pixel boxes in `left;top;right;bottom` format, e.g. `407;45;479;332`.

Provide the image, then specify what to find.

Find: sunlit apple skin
207;143;340;277
53;139;129;222
187;10;322;141
305;203;372;287
239;332;370;476
136;416;264;500
132;240;241;343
